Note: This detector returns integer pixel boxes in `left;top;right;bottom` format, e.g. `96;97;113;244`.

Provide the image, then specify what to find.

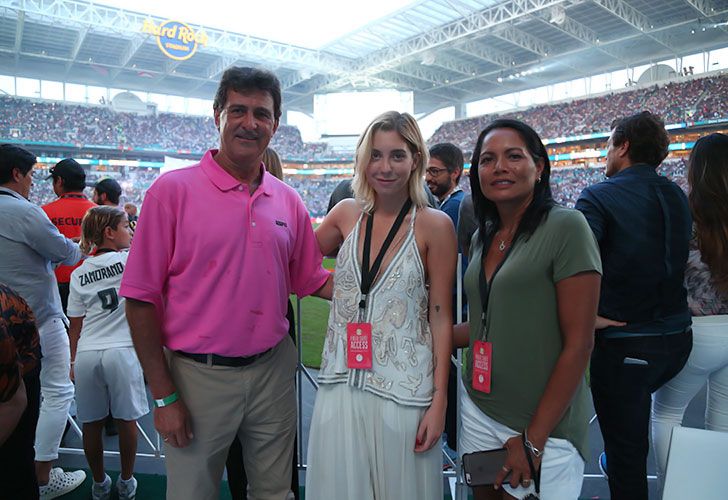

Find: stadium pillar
455;102;467;120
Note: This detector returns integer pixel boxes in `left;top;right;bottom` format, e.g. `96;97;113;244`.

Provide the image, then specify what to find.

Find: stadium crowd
3;72;727;165
430;73;728;154
0;95;331;161
26;158;687;216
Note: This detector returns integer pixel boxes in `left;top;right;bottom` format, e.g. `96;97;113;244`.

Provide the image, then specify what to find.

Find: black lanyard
359;198;412;310
477;230;514;342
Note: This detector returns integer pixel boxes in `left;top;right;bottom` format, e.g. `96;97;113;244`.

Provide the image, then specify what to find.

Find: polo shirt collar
0;186;23;200
202;149;273;196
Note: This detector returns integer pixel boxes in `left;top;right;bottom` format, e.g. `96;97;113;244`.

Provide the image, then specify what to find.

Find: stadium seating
429;73;728;154
28;158;687;217
0;95;330;161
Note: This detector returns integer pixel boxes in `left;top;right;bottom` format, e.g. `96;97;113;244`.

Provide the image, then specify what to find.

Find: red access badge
472;340;492;393
347;322;373;369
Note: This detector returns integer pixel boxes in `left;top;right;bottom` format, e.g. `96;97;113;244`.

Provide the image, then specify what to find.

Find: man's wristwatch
153;392;179;408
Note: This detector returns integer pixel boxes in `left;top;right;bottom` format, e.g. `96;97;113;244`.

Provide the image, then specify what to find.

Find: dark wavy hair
468;119;555;244
213;66;281;120
688;132;728;294
611;111;669;167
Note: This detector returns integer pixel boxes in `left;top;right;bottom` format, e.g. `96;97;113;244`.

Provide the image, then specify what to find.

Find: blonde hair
79;206;127;254
262;147;283;180
352;111;429;213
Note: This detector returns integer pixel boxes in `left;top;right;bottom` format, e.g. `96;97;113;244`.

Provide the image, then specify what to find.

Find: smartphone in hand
462;448;510;487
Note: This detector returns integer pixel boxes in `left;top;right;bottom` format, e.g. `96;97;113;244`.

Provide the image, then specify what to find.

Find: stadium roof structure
1;0;727;115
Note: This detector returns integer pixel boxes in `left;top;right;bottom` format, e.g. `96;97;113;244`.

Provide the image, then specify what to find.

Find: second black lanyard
359;198;413;310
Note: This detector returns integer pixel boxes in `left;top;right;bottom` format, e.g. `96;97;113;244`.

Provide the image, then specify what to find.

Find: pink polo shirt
119;150;329;357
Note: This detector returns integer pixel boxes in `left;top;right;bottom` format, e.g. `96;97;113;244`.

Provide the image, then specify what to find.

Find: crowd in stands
28;157;687;217
2;73;725;164
549;157;687;207
430;73;728;154
0;95;332;161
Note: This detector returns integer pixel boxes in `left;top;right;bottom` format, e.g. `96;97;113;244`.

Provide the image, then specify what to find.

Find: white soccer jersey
68;251;134;352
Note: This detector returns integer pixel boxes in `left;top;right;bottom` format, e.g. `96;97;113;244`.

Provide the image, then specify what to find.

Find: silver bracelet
523;429;543;458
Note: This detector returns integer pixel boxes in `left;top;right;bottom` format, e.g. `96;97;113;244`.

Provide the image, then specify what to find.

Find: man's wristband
153;392;179;408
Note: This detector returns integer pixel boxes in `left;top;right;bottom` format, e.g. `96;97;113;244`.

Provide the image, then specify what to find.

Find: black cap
46;158;86;183
94;178;123;197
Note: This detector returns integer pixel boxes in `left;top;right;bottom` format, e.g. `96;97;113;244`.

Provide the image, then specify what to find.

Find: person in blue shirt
575;111;692;500
426;143;465;225
0;144;86;498
426;142;465;455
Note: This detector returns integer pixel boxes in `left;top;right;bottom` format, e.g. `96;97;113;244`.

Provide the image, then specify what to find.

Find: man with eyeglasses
426;142;465;460
426;143;464;225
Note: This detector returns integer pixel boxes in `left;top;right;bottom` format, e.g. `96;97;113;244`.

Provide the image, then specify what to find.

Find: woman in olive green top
453;119;602;500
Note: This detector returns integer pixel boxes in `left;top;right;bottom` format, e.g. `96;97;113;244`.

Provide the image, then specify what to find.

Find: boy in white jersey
68;206;148;500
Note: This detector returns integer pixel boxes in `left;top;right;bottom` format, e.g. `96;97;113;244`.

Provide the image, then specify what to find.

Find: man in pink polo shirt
120;67;331;500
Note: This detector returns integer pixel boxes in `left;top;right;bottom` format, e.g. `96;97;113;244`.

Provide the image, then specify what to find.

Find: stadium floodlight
549;5;566;26
421;52;436;66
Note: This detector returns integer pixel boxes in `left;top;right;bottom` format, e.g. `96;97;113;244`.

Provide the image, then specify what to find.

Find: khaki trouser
163;337;297;500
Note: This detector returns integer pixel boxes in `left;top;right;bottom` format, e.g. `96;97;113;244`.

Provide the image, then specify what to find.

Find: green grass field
294;258;334;368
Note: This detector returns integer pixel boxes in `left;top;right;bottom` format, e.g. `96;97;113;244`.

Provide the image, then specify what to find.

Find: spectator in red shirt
42;159;96;313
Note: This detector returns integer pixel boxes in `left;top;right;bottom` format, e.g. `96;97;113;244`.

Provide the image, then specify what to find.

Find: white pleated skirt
305;383;442;500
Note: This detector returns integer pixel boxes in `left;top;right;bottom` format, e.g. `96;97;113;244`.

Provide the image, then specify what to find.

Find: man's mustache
235;131;259;140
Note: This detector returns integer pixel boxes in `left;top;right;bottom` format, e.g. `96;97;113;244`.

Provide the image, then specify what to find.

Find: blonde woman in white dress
306;111;457;499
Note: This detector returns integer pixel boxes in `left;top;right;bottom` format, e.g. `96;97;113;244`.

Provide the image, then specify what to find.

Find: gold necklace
496;227;516;252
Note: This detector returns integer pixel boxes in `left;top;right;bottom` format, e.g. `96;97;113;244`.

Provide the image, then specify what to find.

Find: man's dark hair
95;178;122;205
610;111;669;167
213;67;282;120
0;144;36;184
429;143;464;183
469;119;554;244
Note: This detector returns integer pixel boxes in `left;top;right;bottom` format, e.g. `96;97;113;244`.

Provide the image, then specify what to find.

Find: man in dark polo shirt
576;111;692;500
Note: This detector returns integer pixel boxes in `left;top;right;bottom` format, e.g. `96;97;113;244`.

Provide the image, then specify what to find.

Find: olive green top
463;206;601;459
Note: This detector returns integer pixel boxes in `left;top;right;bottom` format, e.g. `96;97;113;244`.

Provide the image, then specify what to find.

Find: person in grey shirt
0;144;86;498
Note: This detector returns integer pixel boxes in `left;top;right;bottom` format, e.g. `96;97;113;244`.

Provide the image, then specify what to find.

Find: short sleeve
289;196;329;298
552;210;602;283
119;189;175;310
66;270;86;318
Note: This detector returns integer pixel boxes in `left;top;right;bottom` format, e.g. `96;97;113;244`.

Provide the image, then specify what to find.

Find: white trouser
34;317;75;461
652;315;728;485
459;380;585;500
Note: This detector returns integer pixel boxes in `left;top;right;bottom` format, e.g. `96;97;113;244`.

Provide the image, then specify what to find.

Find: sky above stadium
97;0;417;49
